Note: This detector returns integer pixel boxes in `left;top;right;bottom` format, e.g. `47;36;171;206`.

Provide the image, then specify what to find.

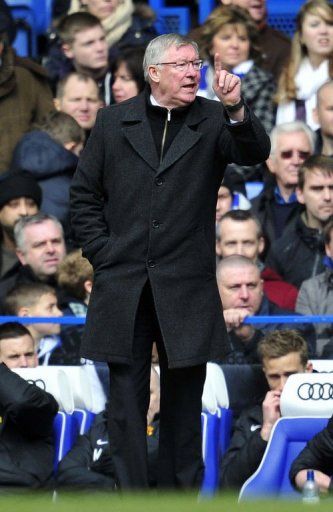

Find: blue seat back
53;411;75;471
239;417;329;500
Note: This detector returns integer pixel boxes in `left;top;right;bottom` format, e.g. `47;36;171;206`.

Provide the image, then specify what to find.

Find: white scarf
69;0;134;48
276;57;329;130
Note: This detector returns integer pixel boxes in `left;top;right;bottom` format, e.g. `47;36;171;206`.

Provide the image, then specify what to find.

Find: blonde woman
276;0;333;130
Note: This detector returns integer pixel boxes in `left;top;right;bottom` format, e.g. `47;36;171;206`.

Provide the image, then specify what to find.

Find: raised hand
213;52;242;107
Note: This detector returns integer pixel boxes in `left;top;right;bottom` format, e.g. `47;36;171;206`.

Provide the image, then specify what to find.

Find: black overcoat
70;92;270;368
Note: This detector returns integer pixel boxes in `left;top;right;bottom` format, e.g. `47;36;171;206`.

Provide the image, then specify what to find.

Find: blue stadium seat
201;410;221;496
219;407;233;457
266;0;304;38
72;408;96;436
239;417;329;500
53;411;75;471
7;0;53;56
154;7;190;36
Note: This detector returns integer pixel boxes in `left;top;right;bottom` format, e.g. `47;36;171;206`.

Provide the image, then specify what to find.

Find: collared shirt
274;186;297;205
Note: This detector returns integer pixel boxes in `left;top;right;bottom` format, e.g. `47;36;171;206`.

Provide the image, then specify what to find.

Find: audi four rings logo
27;379;46;391
297;382;333;400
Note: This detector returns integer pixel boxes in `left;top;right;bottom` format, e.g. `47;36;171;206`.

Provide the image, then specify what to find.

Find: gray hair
270;121;315;157
143;33;199;82
14;212;64;253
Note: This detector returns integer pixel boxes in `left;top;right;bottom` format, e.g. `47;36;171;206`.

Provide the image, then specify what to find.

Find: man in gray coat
70;33;270;490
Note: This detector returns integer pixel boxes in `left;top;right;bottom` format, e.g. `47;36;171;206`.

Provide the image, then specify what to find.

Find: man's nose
323;186;332;201
239;284;249;299
18;355;28;368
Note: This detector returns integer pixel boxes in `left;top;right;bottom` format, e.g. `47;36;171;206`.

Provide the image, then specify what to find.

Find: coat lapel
121;94;159;171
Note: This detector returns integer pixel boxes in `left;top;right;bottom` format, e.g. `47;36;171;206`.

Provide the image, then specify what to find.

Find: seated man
217;209;298;310
220;329;312;490
57;366;160;489
216;255;316;363
0;322;58;488
313;80;333;157
0;212;67;307
266;155;333;289
4;283;63;365
290;414;333;494
296;217;333;357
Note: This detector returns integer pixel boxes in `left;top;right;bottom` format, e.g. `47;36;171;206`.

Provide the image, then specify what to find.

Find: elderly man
0;212;66;305
251;121;315;249
70;33;270;489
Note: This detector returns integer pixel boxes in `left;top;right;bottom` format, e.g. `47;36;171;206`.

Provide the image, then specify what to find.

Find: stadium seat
201;410;221;495
280;373;333;417
239;416;329;500
72;408;96;436
198;0;215;24
53;411;75;471
266;0;304;38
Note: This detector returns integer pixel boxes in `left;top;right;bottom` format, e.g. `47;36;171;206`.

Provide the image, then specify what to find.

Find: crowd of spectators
0;0;333;497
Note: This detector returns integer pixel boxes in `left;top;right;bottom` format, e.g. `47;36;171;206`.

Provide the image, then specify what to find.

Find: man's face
27;293;63;337
297;170;333;226
314;84;333;138
263;352;308;392
0;334;37;368
267;132;312;190
16;220;66;279
218;218;264;261
216;186;233;221
218;264;263;314
0;197;38;238
149;44;201;108
63;25;108;71
55;75;102;130
221;0;266;23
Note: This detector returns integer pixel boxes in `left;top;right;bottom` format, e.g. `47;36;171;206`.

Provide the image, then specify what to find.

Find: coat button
152;220;160;229
147;259;156;268
155;177;164;186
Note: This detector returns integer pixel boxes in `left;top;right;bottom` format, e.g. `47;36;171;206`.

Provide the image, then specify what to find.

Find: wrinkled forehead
162;44;198;62
223;265;261;286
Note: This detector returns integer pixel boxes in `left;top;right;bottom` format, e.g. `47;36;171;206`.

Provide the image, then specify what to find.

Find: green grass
0;491;330;512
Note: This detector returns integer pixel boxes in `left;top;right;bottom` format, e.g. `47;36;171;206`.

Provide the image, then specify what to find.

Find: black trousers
107;281;206;489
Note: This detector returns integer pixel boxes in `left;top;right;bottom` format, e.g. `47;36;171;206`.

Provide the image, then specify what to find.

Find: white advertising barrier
51;365;106;413
280;372;333;418
202;362;229;414
13;367;74;413
310;359;333;373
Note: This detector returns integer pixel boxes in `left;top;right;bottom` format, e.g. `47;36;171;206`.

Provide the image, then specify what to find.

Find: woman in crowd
275;0;333;130
111;46;145;103
197;4;276;135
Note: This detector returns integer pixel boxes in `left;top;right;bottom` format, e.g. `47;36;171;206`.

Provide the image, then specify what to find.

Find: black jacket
57;411;159;489
289;415;333;490
70;91;270;367
251;181;302;252
219;404;267;489
266;215;326;289
0;363;58;488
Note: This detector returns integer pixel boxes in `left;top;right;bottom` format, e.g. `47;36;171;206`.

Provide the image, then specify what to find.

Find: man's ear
62;43;74;60
148;65;160;83
16;249;27;266
296;186;305;205
258;236;265;256
305;361;313;373
266;156;276;175
54;97;61;111
17;306;30;317
312;106;319;126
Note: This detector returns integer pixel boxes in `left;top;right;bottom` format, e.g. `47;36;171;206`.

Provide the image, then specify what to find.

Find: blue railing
0;315;332;325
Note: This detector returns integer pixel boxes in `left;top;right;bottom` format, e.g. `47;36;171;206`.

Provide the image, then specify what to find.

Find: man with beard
0;172;41;279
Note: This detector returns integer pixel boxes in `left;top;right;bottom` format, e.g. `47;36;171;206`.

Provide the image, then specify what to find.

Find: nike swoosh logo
250;424;261;432
96;439;108;446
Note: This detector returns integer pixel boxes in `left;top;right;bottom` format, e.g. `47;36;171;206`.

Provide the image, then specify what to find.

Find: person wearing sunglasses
251;121;316;253
266;154;333;290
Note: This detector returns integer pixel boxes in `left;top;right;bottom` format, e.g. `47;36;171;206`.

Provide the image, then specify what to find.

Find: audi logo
26;378;46;391
297;382;333;400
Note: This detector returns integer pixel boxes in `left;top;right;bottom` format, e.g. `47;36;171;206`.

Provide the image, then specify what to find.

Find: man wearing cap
0;172;42;279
